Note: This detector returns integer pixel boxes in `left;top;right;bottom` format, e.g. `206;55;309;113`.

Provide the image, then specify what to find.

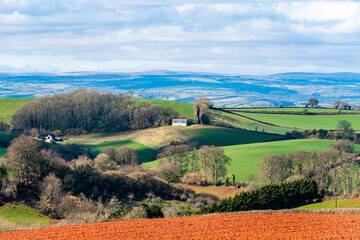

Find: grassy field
182;126;283;147
0;148;5;157
0;98;33;123
211;110;295;135
147;139;360;183
298;198;360;209
84;140;156;164
173;183;243;200
228;107;353;113
66;125;284;163
137;98;194;121
0;203;53;223
237;112;360;130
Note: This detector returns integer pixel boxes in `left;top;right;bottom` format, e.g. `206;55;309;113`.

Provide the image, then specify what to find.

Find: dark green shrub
199;179;320;214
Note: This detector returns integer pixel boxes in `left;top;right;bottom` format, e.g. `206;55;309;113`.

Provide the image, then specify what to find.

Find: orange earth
1;213;360;239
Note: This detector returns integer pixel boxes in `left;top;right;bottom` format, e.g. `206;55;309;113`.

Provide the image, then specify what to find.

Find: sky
0;0;360;74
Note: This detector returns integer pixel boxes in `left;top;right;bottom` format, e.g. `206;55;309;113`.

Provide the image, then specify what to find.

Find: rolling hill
0;98;34;123
146;139;360;183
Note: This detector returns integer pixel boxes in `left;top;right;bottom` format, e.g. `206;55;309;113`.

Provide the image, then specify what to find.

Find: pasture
0;203;53;224
237;112;360;130
211;110;294;135
0;148;5;157
182;126;284;147
138;98;194;121
0;98;33;123
298;198;360;209
146;139;359;183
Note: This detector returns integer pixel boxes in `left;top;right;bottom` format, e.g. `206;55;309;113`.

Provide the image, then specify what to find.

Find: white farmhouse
172;119;188;126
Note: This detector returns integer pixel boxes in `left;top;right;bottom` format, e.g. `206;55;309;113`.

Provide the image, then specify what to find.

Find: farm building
172;119;189;126
45;134;63;143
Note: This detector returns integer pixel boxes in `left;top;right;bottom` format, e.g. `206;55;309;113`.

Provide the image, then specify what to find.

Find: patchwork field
229;107;353;113
66;125;285;163
0;98;33;123
237;112;360;130
2;213;360;239
210;110;292;135
298;198;360;209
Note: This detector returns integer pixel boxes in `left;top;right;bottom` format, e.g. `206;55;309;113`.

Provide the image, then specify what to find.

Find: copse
11;89;179;133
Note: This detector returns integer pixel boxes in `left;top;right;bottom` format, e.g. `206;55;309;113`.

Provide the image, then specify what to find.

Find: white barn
172;119;188;126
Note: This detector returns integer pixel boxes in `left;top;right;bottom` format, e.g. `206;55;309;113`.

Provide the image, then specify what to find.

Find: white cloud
0;1;359;74
277;1;360;34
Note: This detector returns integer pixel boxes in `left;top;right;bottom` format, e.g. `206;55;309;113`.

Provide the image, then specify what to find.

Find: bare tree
307;98;319;107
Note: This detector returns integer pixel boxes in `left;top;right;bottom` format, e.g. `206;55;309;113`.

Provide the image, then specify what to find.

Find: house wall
172;123;187;126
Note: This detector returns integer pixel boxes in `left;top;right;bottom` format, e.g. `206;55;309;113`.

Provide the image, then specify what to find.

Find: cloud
0;1;359;74
277;1;360;34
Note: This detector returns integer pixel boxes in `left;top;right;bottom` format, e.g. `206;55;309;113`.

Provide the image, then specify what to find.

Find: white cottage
45;134;63;143
172;119;188;126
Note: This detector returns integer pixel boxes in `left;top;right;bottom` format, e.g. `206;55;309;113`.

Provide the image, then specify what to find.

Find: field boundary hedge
199;179;320;214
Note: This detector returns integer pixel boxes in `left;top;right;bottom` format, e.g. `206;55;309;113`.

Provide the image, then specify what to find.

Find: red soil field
2;213;360;239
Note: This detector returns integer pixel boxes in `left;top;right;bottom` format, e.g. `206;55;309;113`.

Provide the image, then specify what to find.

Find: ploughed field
2;213;360;239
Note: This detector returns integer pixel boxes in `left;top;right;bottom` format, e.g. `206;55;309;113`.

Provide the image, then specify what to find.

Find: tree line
11;89;180;133
258;140;358;196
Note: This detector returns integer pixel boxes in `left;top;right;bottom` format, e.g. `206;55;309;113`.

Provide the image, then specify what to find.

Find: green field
211;110;295;135
229;107;353;113
182;126;283;147
0;148;5;157
83;140;156;164
147;139;360;183
0;98;33;123
0;203;53;223
138;98;194;121
237;112;360;130
66;126;283;163
298;198;360;209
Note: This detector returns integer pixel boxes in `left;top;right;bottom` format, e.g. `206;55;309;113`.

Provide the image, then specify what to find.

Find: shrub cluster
199;179;320;214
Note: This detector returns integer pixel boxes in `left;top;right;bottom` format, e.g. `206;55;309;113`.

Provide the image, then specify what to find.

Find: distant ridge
0;71;359;107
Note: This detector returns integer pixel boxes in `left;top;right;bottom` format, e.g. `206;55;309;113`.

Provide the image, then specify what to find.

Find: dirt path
2;213;360;239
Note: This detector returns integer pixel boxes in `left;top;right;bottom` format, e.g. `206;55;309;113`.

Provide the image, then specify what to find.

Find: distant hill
1;71;360;107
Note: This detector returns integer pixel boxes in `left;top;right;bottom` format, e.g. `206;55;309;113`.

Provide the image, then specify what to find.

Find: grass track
0;98;33;123
237;112;360;130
